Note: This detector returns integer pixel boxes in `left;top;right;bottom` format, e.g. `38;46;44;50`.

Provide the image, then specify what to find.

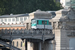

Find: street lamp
2;22;12;50
42;21;47;50
20;21;27;50
20;21;25;38
43;21;47;29
8;23;12;50
20;21;25;29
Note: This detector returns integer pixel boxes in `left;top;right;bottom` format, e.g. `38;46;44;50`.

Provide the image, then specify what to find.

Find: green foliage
0;0;62;15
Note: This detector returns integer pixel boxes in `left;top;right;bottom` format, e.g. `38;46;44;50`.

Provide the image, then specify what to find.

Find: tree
0;0;62;15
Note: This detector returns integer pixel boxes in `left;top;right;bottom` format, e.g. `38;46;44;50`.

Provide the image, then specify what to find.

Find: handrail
0;40;21;50
1;29;52;36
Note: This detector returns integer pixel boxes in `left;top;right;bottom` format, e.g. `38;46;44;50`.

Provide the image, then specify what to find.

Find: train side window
45;21;47;24
49;22;51;25
42;21;44;24
42;21;47;24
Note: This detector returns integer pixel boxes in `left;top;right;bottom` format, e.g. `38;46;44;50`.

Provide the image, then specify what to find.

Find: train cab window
37;20;39;24
49;22;51;25
32;20;36;24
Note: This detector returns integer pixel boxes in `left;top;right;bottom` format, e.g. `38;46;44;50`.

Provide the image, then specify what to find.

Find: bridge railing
0;29;52;36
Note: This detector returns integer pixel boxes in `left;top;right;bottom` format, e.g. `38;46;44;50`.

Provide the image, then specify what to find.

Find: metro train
31;19;53;29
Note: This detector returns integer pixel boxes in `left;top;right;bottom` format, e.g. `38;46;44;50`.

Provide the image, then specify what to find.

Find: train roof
31;18;50;20
0;13;29;18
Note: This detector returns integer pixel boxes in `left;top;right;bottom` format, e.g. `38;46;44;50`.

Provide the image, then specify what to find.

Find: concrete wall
54;29;70;50
12;39;25;50
43;41;54;50
12;39;35;50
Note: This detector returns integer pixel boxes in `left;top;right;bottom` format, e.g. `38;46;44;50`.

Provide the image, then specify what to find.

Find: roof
32;18;50;20
50;8;75;22
47;11;56;15
0;13;29;18
30;9;51;14
49;9;69;22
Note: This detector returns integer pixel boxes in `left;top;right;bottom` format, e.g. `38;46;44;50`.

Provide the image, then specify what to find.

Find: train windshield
31;20;36;24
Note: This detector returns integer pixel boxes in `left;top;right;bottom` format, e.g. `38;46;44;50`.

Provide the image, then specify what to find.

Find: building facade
1;8;75;50
60;0;75;9
0;10;54;50
60;0;70;7
50;8;75;50
0;14;29;29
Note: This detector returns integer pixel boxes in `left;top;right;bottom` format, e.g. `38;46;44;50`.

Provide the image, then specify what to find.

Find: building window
16;18;19;21
53;22;56;29
20;17;23;21
30;43;33;47
24;17;27;21
12;18;15;21
8;18;11;22
21;42;22;47
58;22;62;28
5;19;7;22
1;19;3;22
13;42;14;46
17;41;18;47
